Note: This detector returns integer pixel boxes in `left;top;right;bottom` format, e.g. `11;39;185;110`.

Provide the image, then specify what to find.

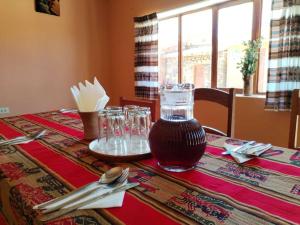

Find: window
258;0;272;93
158;17;179;84
158;0;271;93
217;2;253;89
182;10;212;88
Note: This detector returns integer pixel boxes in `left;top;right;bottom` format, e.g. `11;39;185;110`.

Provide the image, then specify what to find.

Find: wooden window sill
236;94;265;99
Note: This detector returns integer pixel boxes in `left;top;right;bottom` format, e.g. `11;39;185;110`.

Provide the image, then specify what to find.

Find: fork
39;168;129;214
0;130;47;147
222;141;256;155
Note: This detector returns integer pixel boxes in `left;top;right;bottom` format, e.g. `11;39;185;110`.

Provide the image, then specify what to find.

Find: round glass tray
89;138;152;162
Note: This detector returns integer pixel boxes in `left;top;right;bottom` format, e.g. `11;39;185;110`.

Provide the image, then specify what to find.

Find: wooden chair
288;89;300;150
120;97;157;122
194;88;236;137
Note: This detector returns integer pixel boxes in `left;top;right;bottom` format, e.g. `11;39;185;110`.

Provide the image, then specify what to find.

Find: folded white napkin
71;188;125;209
229;151;254;164
34;182;125;210
224;142;272;163
71;77;109;112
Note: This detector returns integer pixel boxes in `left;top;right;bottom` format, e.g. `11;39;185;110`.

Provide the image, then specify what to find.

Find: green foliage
237;38;262;80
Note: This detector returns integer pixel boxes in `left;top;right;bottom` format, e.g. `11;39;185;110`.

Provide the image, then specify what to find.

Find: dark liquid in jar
149;119;206;170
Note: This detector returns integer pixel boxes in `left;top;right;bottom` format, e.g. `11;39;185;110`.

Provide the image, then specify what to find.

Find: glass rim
106;106;123;110
98;109;109;115
160;83;194;91
123;105;139;109
106;111;125;116
128;110;150;116
138;106;151;110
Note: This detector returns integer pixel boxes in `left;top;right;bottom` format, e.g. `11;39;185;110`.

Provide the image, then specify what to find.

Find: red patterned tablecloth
0;111;300;225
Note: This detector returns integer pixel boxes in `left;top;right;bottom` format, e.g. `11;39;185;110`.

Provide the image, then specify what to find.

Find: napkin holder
79;111;99;140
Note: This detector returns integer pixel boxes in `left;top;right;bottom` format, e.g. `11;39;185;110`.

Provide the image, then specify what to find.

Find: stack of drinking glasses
96;105;151;155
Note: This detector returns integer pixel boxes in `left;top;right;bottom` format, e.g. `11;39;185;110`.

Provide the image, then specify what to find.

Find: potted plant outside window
237;38;262;96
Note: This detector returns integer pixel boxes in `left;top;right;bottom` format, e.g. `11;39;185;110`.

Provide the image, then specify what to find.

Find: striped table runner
0;111;299;225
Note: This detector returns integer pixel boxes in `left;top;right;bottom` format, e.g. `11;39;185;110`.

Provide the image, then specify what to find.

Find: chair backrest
120;97;157;122
194;88;236;137
288;89;300;150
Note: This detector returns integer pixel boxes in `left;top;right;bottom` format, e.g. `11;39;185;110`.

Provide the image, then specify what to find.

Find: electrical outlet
0;107;10;114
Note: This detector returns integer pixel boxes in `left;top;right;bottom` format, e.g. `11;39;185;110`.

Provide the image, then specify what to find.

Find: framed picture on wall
35;0;60;16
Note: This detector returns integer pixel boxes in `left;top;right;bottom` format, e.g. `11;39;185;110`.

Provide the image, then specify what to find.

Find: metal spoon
100;166;123;183
33;167;126;210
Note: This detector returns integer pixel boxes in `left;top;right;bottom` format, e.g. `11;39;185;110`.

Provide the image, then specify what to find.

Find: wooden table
0;111;299;225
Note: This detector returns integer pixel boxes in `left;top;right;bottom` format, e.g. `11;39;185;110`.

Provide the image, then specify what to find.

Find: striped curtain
265;0;300;111
134;13;159;99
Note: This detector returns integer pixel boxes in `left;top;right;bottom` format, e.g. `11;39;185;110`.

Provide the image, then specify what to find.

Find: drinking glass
138;107;152;127
125;107;152;140
96;105;152;155
98;109;109;139
123;105;139;136
128;110;151;152
123;105;139;119
106;111;126;148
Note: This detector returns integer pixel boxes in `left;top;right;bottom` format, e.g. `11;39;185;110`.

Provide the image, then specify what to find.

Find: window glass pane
258;0;272;93
158;17;179;84
182;10;212;88
217;2;253;88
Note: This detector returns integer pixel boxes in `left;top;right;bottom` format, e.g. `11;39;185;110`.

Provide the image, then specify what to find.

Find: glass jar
160;83;194;121
149;84;206;172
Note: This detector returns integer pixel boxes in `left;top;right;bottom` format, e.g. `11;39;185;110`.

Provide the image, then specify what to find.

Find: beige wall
0;0;110;117
107;0;291;148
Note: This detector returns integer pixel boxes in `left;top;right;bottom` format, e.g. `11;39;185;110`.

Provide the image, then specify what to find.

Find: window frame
158;0;263;94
